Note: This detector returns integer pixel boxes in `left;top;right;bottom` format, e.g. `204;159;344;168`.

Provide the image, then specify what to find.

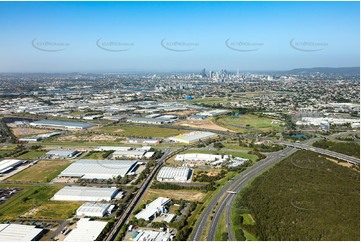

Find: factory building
64;218;107;241
175;154;222;162
0;223;44;241
76;202;114;217
156;166;192;182
0;159;24;174
53;186;120;202
112;150;146;159
30;120;96;130
169;131;216;144
45;150;79;159
135;197;171;221
58;159;138;180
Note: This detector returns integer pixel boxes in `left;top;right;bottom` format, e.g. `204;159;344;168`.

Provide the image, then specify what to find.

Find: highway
191;146;297;241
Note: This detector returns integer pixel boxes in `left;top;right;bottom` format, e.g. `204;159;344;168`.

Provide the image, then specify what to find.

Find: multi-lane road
191;147;297;241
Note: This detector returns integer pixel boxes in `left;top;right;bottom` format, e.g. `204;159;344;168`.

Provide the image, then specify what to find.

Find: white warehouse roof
0;159;23;174
0;223;43;241
46;150;78;157
59;159;137;180
169;131;216;143
175;153;222;162
157;166;192;182
53;186;119;202
76;202;113;217
64;218;107;241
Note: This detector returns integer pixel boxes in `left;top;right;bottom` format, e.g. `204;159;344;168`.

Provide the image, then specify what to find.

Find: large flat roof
0;224;43;241
59;159;137;179
54;186;118;199
46;150;78;156
30;120;96;128
0;159;23;174
169;131;216;143
64;218;107;241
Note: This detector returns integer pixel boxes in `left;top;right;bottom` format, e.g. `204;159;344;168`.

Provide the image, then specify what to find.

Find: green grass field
215;211;228;241
82;151;112;159
6;160;71;183
0;150;11;157
215;114;283;132
0;185;81;221
98;125;187;138
233;150;360;241
17;150;47;159
313;140;360;158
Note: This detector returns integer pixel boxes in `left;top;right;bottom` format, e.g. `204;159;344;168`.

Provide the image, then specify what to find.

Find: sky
0;1;359;73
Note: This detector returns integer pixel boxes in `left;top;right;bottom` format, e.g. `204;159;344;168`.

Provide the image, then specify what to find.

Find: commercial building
135;197;171;221
45;150;78;159
0;223;43;241
95;146;132;151
53;186;120;202
64;218;107;241
0;159;24;174
169;131;216;144
127;138;162;145
18;132;64;142
156;166;192;182
58;159;138;180
112;150;145;159
126;117;171;125
198;109;231;117
76;202;114;217
30;120;96;129
175;154;222;162
133;230;174;241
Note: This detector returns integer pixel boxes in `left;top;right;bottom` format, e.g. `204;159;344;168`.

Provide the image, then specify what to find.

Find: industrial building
112;150;145;159
45;150;79;159
126;117;171;125
18;132;64;142
133;230;174;241
30;120;96;129
198;109;231;117
156;166;192;182
76;202;114;217
175;154;222;162
169;131;216;144
58;159;138;180
95;146;132;151
135;197;171;221
64;218;107;241
0;159;24;174
127;138;162;144
53;186;120;202
0;223;43;241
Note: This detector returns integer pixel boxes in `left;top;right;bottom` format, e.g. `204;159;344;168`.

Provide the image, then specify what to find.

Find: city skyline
0;1;359;72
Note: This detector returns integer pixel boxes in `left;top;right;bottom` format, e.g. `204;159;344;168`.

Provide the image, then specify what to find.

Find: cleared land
0;185;81;221
214;114;283;132
6;160;71;183
97;124;187;138
11;127;54;137
232;150;360;241
176;118;232;132
141;188;206;203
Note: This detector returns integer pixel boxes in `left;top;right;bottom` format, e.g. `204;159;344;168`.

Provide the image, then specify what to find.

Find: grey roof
54;186;118;199
31;120;95;128
59;159;137;179
46;150;77;157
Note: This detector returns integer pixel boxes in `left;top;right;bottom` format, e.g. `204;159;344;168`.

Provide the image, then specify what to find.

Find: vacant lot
233;150;360;241
215;114;283;132
176;118;231;132
141;188;206;203
82;151;113;159
17;150;47;159
7;160;71;183
0;185;81;221
98;124;187;138
11;127;53;138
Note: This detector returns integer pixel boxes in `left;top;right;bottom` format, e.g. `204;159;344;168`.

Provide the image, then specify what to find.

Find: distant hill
285;67;360;75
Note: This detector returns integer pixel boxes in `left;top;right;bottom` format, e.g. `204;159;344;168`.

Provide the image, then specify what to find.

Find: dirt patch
165;110;199;116
325;157;354;168
55;134;118;142
176;118;233;132
11;127;54;137
21;208;39;218
142;188;206;203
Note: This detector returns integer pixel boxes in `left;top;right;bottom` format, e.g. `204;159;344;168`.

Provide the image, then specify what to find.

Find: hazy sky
0;1;359;73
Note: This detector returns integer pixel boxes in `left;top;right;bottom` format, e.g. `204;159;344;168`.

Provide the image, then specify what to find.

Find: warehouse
156;166;192;182
58;159;138;180
53;186;120;202
30;120;96;129
45;150;79;159
64;218;107;241
169;131;216;144
76;202;114;217
175;154;222;162
112;150;145;159
198;109;231;117
0;159;24;174
0;223;43;241
126;117;170;125
95;146;132;151
135;197;171;221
